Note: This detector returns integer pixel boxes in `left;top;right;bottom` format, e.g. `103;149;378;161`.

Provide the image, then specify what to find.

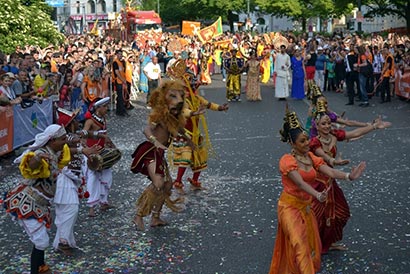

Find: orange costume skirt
269;191;321;274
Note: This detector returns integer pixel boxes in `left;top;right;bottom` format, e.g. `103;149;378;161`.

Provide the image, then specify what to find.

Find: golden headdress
280;104;305;143
307;80;322;101
314;99;329;122
316;100;327;114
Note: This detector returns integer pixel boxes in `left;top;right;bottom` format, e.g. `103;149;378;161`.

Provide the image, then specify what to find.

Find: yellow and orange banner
182;21;201;36
213;39;232;49
197;17;223;43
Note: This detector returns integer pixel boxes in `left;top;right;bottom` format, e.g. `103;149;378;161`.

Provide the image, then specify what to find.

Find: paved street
1;75;410;274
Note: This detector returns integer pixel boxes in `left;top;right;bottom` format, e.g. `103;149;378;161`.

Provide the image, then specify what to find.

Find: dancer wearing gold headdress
268;106;366;274
223;48;245;101
305;80;375;138
309;101;390;254
168;60;229;192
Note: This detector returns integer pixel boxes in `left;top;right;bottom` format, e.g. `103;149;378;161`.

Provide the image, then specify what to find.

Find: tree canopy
254;0;354;31
363;0;410;33
0;0;64;54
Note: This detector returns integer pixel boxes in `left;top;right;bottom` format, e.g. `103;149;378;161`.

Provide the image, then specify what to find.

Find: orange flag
182;21;201;36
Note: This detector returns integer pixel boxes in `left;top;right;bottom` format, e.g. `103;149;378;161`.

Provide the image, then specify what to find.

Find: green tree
255;0;354;32
0;0;64;54
363;0;410;34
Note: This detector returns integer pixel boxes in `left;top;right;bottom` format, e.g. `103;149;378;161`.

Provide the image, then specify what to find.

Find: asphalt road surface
1;74;409;274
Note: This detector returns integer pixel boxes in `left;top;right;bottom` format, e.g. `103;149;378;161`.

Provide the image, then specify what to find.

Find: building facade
56;0;123;34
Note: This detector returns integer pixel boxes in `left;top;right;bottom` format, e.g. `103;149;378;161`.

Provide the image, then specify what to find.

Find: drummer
54;108;100;255
81;97;116;217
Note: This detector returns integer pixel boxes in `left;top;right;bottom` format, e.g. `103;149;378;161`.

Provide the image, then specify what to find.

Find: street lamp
246;0;251;31
357;0;362;32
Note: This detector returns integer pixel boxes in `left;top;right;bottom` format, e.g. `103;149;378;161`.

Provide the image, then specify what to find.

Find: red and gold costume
131;141;168;177
131;80;187;220
86;113;106;148
269;152;324;274
309;129;350;254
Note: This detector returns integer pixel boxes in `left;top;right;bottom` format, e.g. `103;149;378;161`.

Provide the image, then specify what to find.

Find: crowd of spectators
1;30;409;118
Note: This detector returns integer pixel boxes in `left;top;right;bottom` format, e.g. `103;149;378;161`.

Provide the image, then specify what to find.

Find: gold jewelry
291;149;312;166
318;135;332;146
149;135;157;143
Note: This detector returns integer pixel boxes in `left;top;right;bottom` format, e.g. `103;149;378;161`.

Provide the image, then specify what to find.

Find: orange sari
269;152;323;274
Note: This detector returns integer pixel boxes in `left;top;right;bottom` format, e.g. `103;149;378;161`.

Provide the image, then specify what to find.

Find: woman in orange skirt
269;108;366;274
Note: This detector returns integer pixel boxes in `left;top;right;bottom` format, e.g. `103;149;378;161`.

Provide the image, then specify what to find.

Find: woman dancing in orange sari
269;107;366;274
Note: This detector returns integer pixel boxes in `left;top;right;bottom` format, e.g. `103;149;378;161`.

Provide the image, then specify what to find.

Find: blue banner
13;99;53;149
46;0;65;7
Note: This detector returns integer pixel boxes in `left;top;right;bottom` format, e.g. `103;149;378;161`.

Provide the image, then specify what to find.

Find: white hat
94;97;110;108
6;72;15;78
29;124;66;149
317;46;323;51
14;124;66;163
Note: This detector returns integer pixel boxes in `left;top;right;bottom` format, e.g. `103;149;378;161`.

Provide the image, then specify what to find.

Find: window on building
100;0;106;13
113;0;117;12
89;0;96;13
76;1;80;14
257;18;265;25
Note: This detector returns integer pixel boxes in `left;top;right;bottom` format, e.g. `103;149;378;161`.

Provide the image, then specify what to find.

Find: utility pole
247;0;250;31
357;0;362;32
82;2;86;33
157;0;160;16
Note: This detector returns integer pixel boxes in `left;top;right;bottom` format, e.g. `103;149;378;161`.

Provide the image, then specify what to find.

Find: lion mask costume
148;80;187;137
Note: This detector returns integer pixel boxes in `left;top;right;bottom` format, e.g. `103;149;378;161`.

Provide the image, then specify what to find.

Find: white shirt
274;52;291;77
0;86;16;100
143;62;161;80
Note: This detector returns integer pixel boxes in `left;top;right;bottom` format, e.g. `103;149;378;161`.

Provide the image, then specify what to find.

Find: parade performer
223;48;245;102
169;60;229;192
3;124;70;274
199;43;212;84
131;79;191;231
53;108;99;256
309;101;391;254
306;81;373;138
269;106;365;274
245;51;262;101
82;97;121;217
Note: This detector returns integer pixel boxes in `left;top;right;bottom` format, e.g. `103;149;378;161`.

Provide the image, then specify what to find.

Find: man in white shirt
143;56;162;107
